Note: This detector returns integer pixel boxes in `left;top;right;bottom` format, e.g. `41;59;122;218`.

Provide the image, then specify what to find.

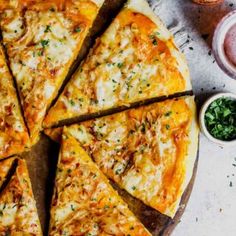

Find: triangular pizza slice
46;96;199;218
0;157;17;189
0;0;104;144
0;46;29;159
44;0;192;128
0;157;42;235
49;128;151;236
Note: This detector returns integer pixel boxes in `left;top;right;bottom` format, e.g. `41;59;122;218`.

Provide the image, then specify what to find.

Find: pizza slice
47;96;199;218
0;0;104;144
0;157;17;189
0;46;29;159
49;129;151;236
0;157;42;235
44;0;192;128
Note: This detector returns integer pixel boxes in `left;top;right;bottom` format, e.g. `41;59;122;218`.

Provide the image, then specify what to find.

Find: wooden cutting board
21;1;199;235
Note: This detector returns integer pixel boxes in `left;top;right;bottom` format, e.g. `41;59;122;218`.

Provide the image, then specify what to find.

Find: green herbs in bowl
204;97;236;141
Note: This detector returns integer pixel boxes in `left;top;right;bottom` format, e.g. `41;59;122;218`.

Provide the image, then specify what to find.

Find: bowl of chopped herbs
200;93;236;145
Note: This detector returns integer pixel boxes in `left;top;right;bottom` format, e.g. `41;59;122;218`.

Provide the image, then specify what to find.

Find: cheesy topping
0;0;104;144
0;46;29;159
0;158;16;188
49;131;151;236
53;97;198;218
44;0;192;128
0;158;42;235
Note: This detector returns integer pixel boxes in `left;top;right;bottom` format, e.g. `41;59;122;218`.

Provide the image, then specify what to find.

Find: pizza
49;128;151;236
0;157;42;235
0;46;29;159
0;0;104;144
44;0;192;128
0;157;17;189
46;96;199;218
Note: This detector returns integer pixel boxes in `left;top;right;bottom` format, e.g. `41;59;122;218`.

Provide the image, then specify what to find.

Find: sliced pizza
0;157;42;235
49;129;151;235
47;96;199;218
0;46;29;159
0;0;104;144
0;157;17;189
44;0;192;128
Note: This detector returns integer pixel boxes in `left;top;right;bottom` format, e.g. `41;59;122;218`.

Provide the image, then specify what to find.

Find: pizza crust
126;0;192;91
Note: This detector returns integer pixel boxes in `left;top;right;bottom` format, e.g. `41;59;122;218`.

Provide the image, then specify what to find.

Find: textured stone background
154;1;236;235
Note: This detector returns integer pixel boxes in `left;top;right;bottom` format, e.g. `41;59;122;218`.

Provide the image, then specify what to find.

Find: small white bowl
212;10;236;79
199;93;236;146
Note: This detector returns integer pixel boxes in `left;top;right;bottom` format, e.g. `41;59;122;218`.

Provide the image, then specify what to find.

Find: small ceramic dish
212;10;236;79
199;92;236;146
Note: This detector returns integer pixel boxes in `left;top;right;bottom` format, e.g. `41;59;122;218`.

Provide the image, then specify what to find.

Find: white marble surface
154;1;236;236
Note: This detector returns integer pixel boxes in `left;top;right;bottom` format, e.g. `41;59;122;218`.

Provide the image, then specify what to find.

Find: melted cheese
49;131;151;236
0;0;104;144
0;158;42;235
44;0;192;128
52;97;199;218
0;46;29;159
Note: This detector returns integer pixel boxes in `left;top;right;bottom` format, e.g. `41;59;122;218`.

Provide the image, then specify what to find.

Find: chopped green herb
141;123;146;133
0;210;3;217
117;62;124;68
38;50;43;56
69;100;75;106
44;25;51;33
152;39;158;45
75;27;81;33
40;39;50;48
165;111;172;117
204;98;236;141
166;124;170;130
115;168;122;175
71;205;75;211
93;174;97;179
132;186;136;191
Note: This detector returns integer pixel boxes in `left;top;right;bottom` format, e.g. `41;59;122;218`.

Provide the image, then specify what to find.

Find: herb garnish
75;27;81;33
44;25;52;33
40;39;50;48
204;98;236;141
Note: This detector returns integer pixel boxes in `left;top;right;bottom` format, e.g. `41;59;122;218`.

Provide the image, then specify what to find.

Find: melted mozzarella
0;204;18;226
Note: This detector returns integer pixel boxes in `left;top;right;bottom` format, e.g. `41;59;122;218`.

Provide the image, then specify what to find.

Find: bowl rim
212;10;236;79
199;92;236;146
